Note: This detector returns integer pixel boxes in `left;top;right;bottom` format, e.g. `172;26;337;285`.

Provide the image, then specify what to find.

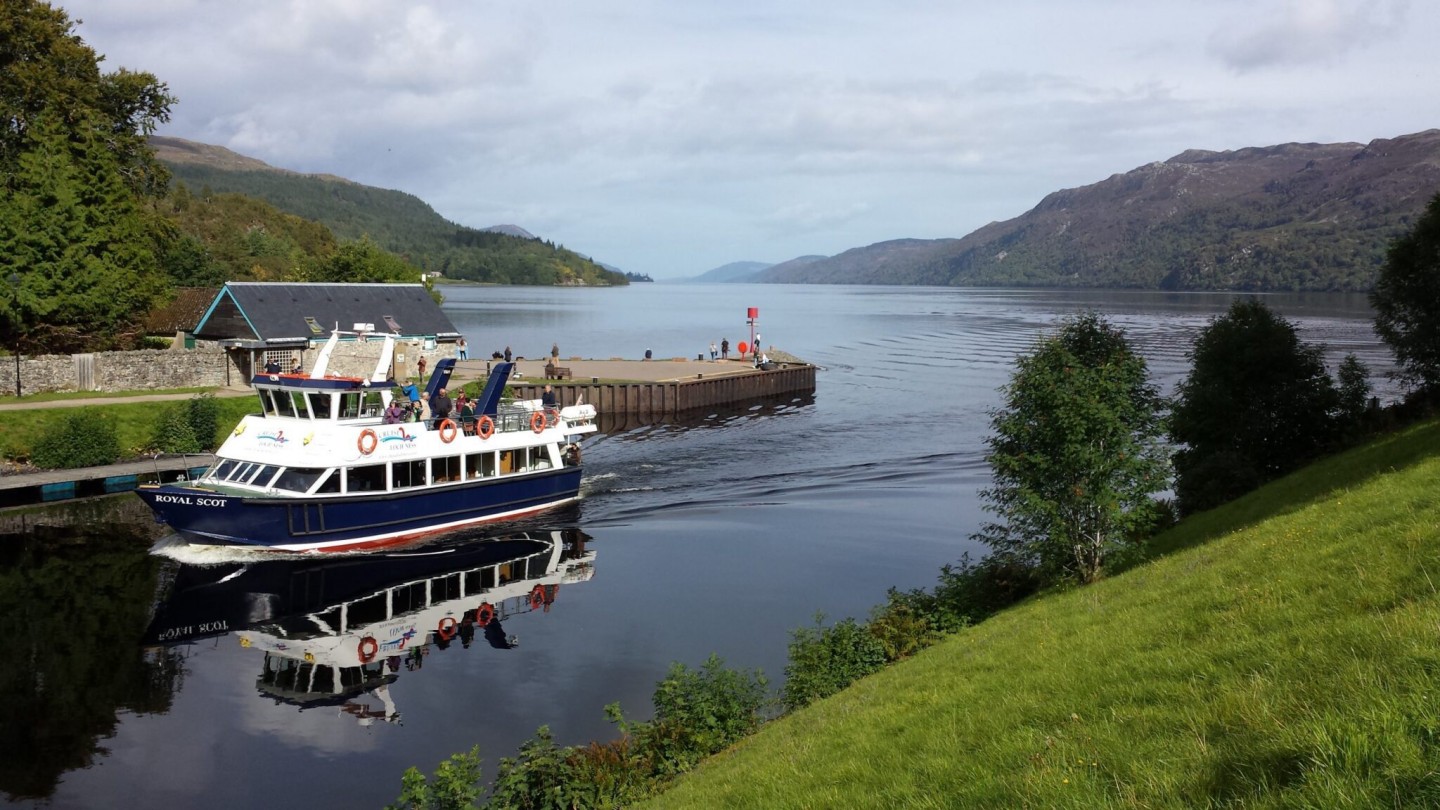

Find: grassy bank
646;420;1440;808
0;396;256;462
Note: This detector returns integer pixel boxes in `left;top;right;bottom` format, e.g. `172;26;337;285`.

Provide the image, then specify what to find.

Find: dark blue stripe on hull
137;468;582;551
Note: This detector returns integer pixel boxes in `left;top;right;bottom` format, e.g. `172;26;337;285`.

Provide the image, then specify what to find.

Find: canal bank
0;354;817;509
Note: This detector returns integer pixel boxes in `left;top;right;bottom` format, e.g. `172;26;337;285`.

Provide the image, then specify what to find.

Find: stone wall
0;339;458;397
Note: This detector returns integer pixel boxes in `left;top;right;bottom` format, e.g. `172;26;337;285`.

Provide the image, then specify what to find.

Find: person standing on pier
710;340;718;360
721;338;729;359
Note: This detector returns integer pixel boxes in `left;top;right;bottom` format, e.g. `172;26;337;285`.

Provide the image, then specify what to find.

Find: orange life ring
439;419;457;443
358;636;379;663
437;616;458;640
528;584;545;610
546;408;560;428
475;602;495;627
530;411;546;433
358;429;378;455
476;415;495;439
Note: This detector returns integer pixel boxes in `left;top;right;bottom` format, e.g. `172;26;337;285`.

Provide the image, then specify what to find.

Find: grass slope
647;420;1440;808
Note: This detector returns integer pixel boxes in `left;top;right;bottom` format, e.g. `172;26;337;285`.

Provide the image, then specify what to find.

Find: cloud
1208;0;1408;71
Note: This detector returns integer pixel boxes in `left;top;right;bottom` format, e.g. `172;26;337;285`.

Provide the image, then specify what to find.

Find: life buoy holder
439;419;457;443
529;584;545;610
358;429;378;455
530;411;546;433
475;602;495;627
437;616;458;640
476;415;495;440
358;636;379;663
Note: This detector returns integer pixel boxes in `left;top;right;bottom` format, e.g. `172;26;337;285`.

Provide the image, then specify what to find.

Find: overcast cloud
57;0;1440;278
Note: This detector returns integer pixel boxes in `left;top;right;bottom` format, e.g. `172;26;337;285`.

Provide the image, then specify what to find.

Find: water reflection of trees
0;518;182;801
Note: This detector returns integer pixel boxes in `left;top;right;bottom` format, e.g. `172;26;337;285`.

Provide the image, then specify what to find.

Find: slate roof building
193;282;459;383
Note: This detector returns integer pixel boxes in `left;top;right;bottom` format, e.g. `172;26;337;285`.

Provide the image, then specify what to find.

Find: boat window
339;392;363;420
307;392;331;420
209;459;239;480
500;450;518;475
228;461;256;482
338;390;385;420
289;391;310;419
274;467;327;493
433;455;462;483
467;452;496;479
255;390;275;416
249;464;281;488
314;470;342;494
346;465;387;493
392;459;427;489
273;390;296;417
392;581;427;615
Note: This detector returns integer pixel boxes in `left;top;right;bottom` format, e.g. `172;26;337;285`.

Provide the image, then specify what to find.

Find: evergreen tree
0;113;168;352
975;312;1169;584
1170;298;1340;515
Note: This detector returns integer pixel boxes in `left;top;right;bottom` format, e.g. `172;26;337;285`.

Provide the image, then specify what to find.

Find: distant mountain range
702;130;1440;291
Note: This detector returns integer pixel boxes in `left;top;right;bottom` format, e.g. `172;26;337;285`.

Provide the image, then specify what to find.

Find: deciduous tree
1372;192;1440;391
975;312;1169;584
1170;298;1340;514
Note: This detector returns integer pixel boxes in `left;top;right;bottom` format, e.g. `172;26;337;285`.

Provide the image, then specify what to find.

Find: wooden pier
510;362;816;423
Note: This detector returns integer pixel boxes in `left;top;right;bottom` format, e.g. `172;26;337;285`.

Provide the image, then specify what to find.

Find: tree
0;113;169;352
1372;192;1440;391
1170;298;1340;515
975;312;1169;584
0;1;175;352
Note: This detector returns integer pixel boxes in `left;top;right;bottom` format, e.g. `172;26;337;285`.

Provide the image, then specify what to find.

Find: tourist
430;388;452;430
263;357;281;374
383;400;405;424
504;345;513;363
542;384;558;411
457;337;468;360
290;356;302;375
710;340;717;360
721;338;729;359
417;355;427;379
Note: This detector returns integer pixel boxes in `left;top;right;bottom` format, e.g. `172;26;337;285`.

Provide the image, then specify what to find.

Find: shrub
31;411;120;468
184;393;221;449
783;615;887;712
386;746;483;810
642;654;769;772
148;405;200;454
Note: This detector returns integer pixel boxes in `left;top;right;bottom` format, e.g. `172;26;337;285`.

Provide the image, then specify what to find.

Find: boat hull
137;467;582;552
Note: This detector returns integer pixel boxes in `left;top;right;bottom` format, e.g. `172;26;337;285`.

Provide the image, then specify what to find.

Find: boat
143;530;596;723
136;329;598;552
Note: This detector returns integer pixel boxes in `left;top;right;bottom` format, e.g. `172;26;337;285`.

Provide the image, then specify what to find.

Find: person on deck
383;401;405;424
541;384;558;412
430;388;453;430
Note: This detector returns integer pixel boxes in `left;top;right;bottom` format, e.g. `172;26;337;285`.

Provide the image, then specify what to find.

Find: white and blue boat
136;330;597;552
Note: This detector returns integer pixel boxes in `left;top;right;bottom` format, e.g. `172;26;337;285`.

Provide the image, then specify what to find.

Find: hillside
688;261;774;283
648;419;1440;807
150;136;626;287
761;130;1440;291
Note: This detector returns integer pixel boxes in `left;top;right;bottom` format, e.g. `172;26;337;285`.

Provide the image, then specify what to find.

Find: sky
57;0;1440;279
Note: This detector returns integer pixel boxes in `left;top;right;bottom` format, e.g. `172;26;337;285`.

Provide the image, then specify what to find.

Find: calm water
2;285;1394;808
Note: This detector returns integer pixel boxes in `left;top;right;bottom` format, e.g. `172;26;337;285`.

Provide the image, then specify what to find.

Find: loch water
1;284;1393;808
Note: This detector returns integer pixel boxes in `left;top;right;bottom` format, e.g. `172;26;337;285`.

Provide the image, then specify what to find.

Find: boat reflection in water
143;529;594;724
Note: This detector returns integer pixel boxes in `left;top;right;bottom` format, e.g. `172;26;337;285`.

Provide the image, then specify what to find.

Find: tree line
0;1;621;356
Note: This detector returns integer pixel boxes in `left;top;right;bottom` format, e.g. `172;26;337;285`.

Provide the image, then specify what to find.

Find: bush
184;393;220;449
642;654;769;772
31;411;121;468
783;615;887;712
386;746;483;810
148;405;200;454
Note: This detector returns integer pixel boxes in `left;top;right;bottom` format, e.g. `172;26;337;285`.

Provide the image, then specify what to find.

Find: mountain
761;130;1440;291
755;255;827;280
689;261;775;283
149;136;626;287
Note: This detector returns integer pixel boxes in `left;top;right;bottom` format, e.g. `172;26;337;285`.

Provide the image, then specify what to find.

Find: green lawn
0;395;257;461
645;420;1440;808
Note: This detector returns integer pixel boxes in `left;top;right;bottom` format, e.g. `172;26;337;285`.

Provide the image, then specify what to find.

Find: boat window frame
273;466;329;493
345;464;387;493
249;464;282;488
307;392;332;420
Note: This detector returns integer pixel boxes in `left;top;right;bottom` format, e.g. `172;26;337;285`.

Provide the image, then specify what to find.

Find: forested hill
760;130;1440;292
150;137;626;287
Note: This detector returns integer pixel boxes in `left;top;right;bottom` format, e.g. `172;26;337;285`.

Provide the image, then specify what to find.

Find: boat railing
148;451;218;484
